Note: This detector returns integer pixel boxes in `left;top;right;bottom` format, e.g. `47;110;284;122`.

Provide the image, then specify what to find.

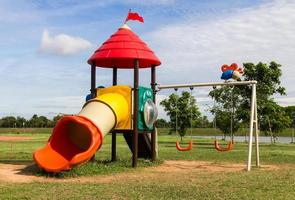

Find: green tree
193;116;211;128
0;116;17;128
48;115;63;127
238;62;291;137
209;86;240;138
156;118;170;128
160;91;201;140
16;117;27;128
283;106;295;127
210;61;291;140
28;115;51;127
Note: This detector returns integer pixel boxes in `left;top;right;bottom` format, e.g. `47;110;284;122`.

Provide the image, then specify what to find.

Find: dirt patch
0;163;41;183
150;160;280;173
0;160;283;183
0;136;32;141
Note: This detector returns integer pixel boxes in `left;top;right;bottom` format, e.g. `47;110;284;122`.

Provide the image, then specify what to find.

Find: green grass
1;166;295;199
1;133;294;166
0;131;295;199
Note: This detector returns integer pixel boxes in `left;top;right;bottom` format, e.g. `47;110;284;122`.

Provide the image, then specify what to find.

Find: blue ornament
221;70;234;80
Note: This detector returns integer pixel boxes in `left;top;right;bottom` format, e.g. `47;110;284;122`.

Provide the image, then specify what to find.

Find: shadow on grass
17;163;41;176
33;158;163;179
0;159;32;165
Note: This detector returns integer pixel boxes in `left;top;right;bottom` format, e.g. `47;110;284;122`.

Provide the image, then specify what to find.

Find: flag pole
124;9;131;24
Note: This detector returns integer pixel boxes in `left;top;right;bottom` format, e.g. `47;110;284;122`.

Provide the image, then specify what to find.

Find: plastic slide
33;86;130;172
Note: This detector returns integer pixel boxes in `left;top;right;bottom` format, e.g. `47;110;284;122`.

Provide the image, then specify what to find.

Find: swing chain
212;86;217;139
174;88;178;136
230;86;234;143
189;87;194;138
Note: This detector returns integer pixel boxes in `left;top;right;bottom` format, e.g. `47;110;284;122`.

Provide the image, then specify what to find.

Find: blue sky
0;0;295;119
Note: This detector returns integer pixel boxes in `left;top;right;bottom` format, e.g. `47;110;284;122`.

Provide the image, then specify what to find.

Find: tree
284;106;295;143
49;115;63;127
209;86;241;138
210;61;291;141
238;62;291;137
16;117;27;128
283;106;295;127
0;116;17;128
156;118;170;128
27;115;51;128
160;91;201;140
193;116;211;128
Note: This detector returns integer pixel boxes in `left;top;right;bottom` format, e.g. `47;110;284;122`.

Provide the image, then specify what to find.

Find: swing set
157;80;260;171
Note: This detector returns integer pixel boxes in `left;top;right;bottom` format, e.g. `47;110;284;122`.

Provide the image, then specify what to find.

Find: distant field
0;128;51;134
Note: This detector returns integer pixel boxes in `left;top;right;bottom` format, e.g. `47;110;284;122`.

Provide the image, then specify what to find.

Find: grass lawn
0;131;295;199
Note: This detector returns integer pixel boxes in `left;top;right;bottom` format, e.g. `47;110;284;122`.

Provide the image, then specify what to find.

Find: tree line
0;115;62;128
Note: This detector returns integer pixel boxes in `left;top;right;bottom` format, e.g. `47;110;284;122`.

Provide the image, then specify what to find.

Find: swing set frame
156;80;259;171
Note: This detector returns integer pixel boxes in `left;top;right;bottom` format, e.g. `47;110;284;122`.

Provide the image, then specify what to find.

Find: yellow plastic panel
95;85;132;129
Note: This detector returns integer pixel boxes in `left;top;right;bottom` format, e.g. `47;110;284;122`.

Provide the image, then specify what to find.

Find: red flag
124;10;144;23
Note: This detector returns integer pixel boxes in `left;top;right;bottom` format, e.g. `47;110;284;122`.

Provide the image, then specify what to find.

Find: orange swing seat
214;140;234;152
176;140;193;151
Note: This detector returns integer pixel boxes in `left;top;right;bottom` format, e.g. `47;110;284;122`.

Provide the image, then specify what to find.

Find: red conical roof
88;25;161;68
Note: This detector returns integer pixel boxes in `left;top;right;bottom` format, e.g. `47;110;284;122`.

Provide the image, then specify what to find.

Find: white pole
254;84;260;167
247;83;256;171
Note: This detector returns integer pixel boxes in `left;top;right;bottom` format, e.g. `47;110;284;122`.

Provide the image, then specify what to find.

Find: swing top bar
157;80;257;91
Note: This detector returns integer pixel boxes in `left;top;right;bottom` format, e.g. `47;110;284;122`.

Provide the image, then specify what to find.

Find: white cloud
0;95;85;119
39;30;92;55
145;0;295;114
146;0;295;90
275;97;295;107
156;94;169;120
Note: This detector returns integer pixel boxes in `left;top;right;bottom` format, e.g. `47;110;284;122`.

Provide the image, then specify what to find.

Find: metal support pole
151;66;157;161
111;67;118;162
254;84;260;167
292;128;295;143
90;62;96;98
90;62;96;162
158;80;257;90
247;83;256;171
132;60;139;168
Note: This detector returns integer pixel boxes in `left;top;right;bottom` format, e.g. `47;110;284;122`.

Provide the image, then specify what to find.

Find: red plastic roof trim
88;26;161;68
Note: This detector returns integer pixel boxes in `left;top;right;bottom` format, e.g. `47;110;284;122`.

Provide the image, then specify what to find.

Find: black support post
91;62;96;98
151;66;157;161
111;67;118;162
132;60;139;168
90;62;96;161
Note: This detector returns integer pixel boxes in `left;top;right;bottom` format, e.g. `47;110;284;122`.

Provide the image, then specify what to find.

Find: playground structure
34;23;160;172
33;16;260;173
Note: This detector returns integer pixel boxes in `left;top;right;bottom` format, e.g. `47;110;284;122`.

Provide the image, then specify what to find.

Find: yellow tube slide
33;86;131;172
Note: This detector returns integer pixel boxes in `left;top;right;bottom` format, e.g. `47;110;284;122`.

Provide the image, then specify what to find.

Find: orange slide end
33;115;103;173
